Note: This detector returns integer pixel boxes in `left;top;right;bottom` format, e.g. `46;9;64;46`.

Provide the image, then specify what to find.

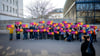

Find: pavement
0;34;100;56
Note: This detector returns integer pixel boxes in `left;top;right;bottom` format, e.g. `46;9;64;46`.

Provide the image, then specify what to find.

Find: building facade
0;0;23;30
48;8;63;19
64;0;100;24
0;0;23;19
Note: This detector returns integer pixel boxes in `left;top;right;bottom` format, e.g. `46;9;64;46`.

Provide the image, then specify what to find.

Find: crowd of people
7;21;99;43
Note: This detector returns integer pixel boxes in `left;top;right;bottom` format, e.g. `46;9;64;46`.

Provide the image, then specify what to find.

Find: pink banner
7;25;14;28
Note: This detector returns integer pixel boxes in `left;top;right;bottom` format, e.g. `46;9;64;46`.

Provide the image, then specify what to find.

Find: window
16;0;18;6
15;9;17;14
10;0;12;4
77;3;94;11
95;17;100;24
13;0;14;5
7;0;8;2
95;3;100;10
76;0;94;1
13;8;14;13
10;7;12;12
3;4;5;11
7;6;8;12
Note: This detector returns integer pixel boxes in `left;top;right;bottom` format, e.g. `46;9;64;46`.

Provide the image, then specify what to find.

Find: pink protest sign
66;29;71;32
88;31;92;34
7;25;14;28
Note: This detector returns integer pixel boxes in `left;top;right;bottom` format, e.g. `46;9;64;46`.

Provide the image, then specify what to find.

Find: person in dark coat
34;26;38;40
67;32;72;41
54;26;60;40
29;25;34;39
23;27;28;40
79;26;83;42
92;28;98;42
74;28;79;40
66;28;69;38
42;25;47;39
81;35;95;56
16;27;21;40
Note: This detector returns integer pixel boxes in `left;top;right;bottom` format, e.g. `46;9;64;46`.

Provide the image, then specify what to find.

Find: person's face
87;38;90;41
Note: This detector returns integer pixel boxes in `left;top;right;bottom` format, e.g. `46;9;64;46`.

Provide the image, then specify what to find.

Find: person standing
29;25;34;39
34;26;39;40
7;27;14;40
81;35;95;56
16;27;21;40
93;28;98;42
15;24;22;39
79;26;83;42
23;27;28;40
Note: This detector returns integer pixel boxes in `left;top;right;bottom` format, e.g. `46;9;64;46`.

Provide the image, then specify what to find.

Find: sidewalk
0;30;9;34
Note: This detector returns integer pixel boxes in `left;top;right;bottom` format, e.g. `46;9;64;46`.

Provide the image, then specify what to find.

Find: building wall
17;0;23;17
0;0;23;18
0;14;23;30
0;0;23;30
63;0;76;23
64;0;100;24
76;0;100;24
48;13;63;19
64;5;76;23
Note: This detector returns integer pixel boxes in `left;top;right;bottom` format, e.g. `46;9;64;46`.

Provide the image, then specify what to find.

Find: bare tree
27;0;55;19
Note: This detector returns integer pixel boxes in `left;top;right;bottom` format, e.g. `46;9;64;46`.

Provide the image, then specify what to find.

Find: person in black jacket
81;35;95;56
23;27;28;40
29;25;34;39
15;24;22;39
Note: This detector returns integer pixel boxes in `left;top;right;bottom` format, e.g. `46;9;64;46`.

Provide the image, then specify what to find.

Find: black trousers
30;32;33;39
16;34;20;39
93;35;97;42
61;35;64;40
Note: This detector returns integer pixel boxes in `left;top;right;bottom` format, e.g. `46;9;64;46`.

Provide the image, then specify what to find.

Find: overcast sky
23;0;66;17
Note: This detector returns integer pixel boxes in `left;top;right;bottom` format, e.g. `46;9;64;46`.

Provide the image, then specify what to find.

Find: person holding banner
23;27;28;40
60;28;65;40
39;25;43;39
42;25;47;39
78;27;83;42
15;22;22;40
74;28;79;40
65;28;69;39
88;30;94;43
29;25;34;39
85;27;89;35
93;28;98;42
16;27;21;40
34;26;39;40
50;26;54;40
54;26;60;40
7;25;14;41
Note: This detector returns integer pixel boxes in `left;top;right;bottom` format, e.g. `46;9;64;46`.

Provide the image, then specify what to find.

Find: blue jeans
9;34;13;40
16;34;20;39
89;34;93;43
39;33;42;39
79;33;82;42
67;34;72;41
34;32;38;39
23;33;28;39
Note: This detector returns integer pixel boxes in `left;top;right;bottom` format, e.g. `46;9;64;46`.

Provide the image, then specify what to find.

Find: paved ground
0;34;100;56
